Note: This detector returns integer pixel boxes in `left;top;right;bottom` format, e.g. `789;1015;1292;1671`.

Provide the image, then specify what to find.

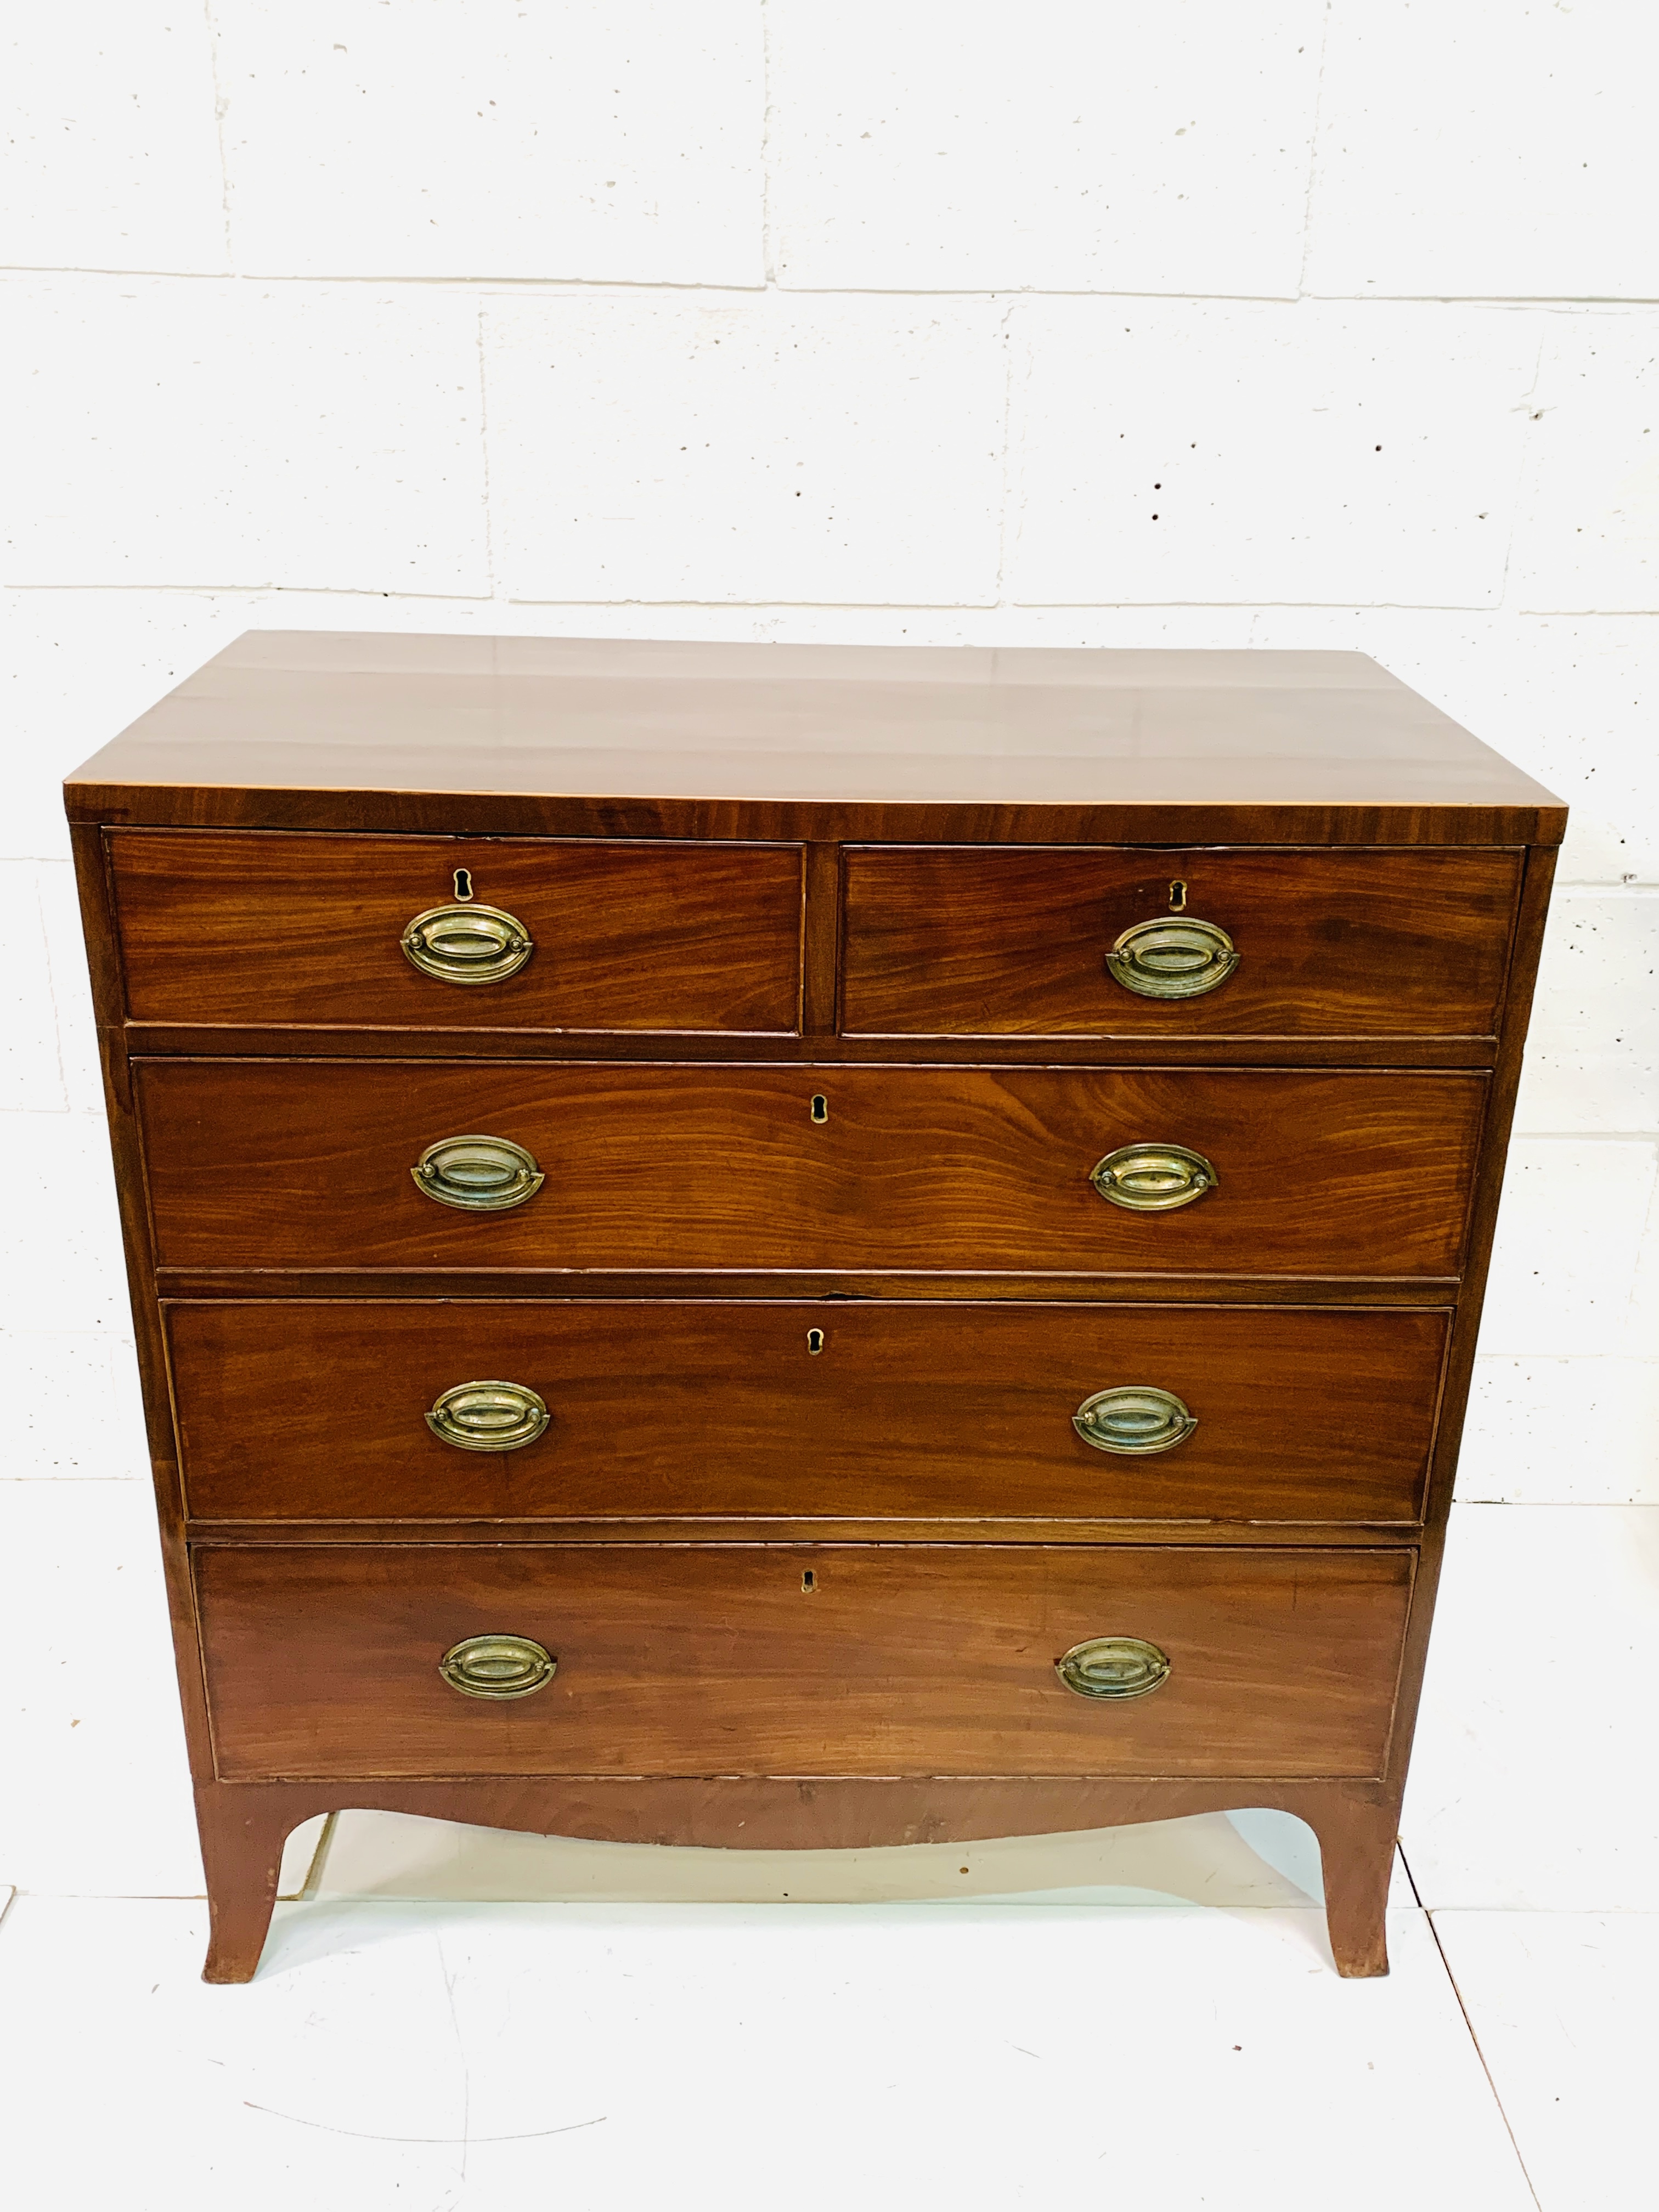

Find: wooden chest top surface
64;632;1565;845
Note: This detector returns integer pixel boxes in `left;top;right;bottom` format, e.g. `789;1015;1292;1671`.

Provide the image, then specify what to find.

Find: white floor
3;1498;1656;2212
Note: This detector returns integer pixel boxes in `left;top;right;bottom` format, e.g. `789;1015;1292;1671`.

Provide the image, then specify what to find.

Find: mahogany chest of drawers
65;634;1564;1982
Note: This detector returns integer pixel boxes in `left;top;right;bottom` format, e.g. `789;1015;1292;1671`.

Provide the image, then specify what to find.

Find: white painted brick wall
1007;300;1540;606
766;2;1327;296
0;12;226;273
1303;4;1659;301
2;3;1655;1522
2;278;489;591
486;291;1008;603
1510;313;1659;613
213;2;765;284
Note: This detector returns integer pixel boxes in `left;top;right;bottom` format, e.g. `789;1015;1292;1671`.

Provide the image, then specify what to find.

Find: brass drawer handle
402;902;533;985
1090;1142;1216;1212
1107;916;1238;1000
427;1380;549;1452
439;1633;557;1701
1056;1636;1170;1700
412;1133;545;1213
1073;1385;1197;1456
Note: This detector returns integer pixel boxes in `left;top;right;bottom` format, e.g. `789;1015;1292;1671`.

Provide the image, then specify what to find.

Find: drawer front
109;831;804;1033
169;1301;1447;1524
196;1543;1413;1780
138;1061;1485;1279
842;847;1522;1038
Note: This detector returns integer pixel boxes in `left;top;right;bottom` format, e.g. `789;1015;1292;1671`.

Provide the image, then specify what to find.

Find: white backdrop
3;1;1656;1559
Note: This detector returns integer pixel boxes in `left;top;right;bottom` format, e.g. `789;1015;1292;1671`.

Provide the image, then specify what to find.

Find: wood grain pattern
66;823;219;1795
185;1519;1429;1550
120;1023;1507;1070
1373;843;1564;1817
800;842;841;1036
842;845;1521;1039
195;1542;1414;1782
153;1268;1468;1308
167;1300;1448;1525
193;1772;1403;1980
109;830;803;1033
65;634;1567;847
136;1060;1487;1279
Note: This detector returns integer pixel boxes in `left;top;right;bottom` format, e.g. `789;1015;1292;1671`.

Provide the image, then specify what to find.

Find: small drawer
168;1300;1448;1525
841;846;1523;1038
137;1060;1486;1280
108;830;803;1034
195;1542;1414;1780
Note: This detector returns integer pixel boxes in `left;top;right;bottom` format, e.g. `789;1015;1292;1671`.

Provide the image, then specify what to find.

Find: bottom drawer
197;1544;1413;1783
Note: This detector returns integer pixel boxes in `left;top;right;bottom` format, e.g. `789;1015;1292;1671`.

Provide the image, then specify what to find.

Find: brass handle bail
1056;1637;1171;1700
439;1633;557;1700
1107;915;1237;1000
412;1133;545;1214
1090;1143;1217;1213
402;902;533;985
1073;1386;1197;1455
427;1380;550;1452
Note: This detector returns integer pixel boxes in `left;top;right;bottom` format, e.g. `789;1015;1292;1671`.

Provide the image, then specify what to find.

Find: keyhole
453;868;474;902
806;1327;825;1356
810;1094;828;1124
1169;878;1187;912
802;1570;816;1593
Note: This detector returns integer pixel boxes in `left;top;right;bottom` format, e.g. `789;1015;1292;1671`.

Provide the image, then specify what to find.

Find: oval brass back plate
439;1633;557;1701
1073;1385;1197;1456
1056;1636;1171;1700
1089;1142;1217;1212
1107;915;1238;1000
402;902;533;985
411;1133;545;1214
427;1380;550;1453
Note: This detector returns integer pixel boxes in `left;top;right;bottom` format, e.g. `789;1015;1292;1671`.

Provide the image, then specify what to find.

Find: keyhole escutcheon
810;1094;828;1124
806;1327;825;1356
453;867;475;902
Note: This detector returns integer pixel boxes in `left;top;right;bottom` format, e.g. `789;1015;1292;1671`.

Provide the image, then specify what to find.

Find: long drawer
167;1301;1448;1524
108;830;804;1034
841;845;1522;1039
137;1062;1486;1278
195;1543;1414;1780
